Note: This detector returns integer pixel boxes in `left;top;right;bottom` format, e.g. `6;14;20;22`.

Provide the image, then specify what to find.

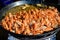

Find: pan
0;1;60;39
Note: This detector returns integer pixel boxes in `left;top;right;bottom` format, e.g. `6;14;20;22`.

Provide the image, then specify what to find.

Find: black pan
0;1;60;39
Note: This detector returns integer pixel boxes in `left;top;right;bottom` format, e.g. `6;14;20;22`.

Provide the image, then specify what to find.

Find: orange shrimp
2;20;9;30
44;27;53;32
1;7;60;35
14;23;21;34
4;16;9;22
56;16;60;25
23;26;31;35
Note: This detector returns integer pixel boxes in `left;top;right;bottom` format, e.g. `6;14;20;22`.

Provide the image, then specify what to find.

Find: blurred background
0;0;60;40
0;0;59;9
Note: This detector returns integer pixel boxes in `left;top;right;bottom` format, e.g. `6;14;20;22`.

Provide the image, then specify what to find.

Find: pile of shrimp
1;7;60;35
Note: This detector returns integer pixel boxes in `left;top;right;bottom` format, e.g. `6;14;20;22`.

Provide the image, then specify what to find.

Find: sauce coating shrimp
1;6;60;35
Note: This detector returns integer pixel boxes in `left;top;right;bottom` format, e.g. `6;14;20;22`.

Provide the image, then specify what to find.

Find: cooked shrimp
1;5;60;35
2;20;9;30
23;26;31;35
44;27;53;31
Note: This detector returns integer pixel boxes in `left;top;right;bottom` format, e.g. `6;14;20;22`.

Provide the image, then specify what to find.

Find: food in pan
1;4;60;35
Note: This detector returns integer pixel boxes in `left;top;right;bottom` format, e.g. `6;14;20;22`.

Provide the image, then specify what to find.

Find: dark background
0;0;60;40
